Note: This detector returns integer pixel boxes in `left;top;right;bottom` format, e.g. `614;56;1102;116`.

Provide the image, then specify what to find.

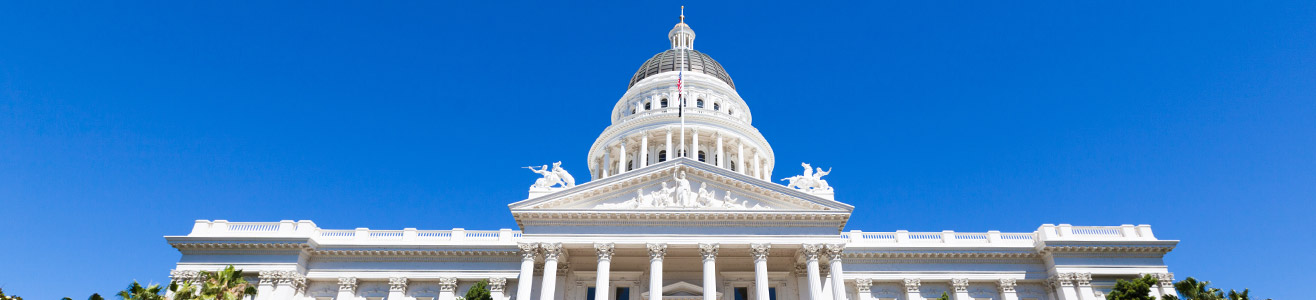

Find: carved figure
526;165;563;189
552;161;575;188
781;162;833;193
673;171;695;207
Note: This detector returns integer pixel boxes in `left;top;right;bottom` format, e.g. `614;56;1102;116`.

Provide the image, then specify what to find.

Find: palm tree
1173;277;1223;300
89;294;105;300
168;265;258;300
117;281;165;300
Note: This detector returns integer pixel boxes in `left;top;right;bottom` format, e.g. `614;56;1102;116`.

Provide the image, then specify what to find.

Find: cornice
166;237;314;250
311;249;518;257
844;250;1040;259
587;111;775;173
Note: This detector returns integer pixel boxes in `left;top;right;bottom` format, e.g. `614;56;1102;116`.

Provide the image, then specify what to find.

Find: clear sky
1;1;1312;299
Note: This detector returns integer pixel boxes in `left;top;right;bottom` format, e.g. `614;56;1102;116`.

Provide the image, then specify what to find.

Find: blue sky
1;1;1312;299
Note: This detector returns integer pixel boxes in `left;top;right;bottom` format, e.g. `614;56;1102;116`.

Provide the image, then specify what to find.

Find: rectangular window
616;287;630;300
734;287;749;300
769;288;778;300
587;288;596;300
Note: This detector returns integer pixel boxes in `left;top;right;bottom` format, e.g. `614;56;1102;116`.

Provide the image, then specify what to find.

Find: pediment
508;159;853;234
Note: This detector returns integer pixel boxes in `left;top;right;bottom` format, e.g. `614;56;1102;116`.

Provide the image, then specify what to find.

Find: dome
628;49;735;90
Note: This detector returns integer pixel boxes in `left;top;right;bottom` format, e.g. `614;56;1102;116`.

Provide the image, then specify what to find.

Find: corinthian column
641;134;650;168
517;243;539;300
903;279;920;300
1074;273;1095;300
648;243;668;300
665;128;673;162
596;243;616;300
824;244;847;300
952;278;969;300
257;270;277;300
700;243;720;300
540;243;564;300
1157;273;1178;299
389;277;409;300
750;244;771;300
854;279;872;300
490;278;510;300
801;244;824;300
337;277;358;300
618;140;628;173
1049;273;1078;300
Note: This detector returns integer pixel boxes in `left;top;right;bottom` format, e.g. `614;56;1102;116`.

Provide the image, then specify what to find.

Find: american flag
677;67;683;117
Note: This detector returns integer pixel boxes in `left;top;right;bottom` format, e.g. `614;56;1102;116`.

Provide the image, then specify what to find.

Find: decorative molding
1157;273;1175;288
854;279;872;293
389;277;408;292
169;269;201;284
541;243;563;260
520;243;540;260
801;244;822;260
952;278;969;292
699;243;719;261
596;243;616;260
489;278;508;293
903;278;920;292
823;244;844;262
1041;245;1175;254
439;277;458;292
338;277;358;292
998;278;1017;293
648;243;668;260
259;270;279;285
1075;273;1092;287
844;250;1038;259
1050;273;1075;287
749;243;771;261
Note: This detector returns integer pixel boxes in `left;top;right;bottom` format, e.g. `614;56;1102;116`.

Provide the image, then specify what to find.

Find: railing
187;220;522;243
844;224;1157;246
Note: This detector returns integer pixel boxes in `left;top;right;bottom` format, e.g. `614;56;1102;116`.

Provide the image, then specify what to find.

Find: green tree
1173;277;1223;300
0;288;24;300
936;292;950;300
168;265;257;300
464;279;492;300
1105;274;1159;300
117;281;165;300
89;293;105;300
63;297;73;300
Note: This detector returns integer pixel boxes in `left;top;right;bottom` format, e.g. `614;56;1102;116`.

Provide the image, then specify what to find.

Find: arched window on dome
644;101;651;110
661;98;668;108
697;99;705;108
658;150;667;162
627;160;634;171
698;151;706;162
728;108;734;115
714;103;720;111
730;161;737;171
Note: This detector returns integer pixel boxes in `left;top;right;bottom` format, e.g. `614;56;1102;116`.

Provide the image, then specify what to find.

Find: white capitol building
165;15;1181;300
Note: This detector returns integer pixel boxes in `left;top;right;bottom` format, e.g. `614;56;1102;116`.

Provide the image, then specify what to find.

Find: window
661;98;668;108
698;151;706;162
644;102;651;110
697;99;705;108
728;108;734;115
714;103;720;111
658;150;667;162
730;161;737;171
616;287;630;300
734;288;749;300
627;160;634;171
587;288;596;300
767;288;777;300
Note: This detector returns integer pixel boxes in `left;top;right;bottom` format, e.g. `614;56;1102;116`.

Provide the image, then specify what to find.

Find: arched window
714;103;720;111
658;150;667;162
644;102;651;110
698;151;706;162
730;161;737;171
728;108;734;115
627;160;634;171
661;98;668;108
697;99;705;108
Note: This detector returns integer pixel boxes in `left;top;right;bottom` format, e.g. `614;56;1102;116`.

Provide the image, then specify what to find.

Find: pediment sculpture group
596;171;769;210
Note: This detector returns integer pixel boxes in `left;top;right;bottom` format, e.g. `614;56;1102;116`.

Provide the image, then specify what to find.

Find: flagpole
678;6;686;158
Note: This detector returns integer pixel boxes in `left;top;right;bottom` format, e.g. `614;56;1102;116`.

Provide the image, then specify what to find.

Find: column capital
749;243;771;261
519;242;540;260
389;277;409;292
338;277;358;292
823;244;845;260
952;278;969;292
259;270;279;285
169;269;201;284
596;243;616;260
854;279;873;293
903;278;921;292
489;277;508;292
541;242;563;260
1157;273;1175;288
1049;273;1075;287
699;243;719;261
998;278;1017;293
439;277;459;292
801;244;822;261
648;243;668;260
1074;272;1092;287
